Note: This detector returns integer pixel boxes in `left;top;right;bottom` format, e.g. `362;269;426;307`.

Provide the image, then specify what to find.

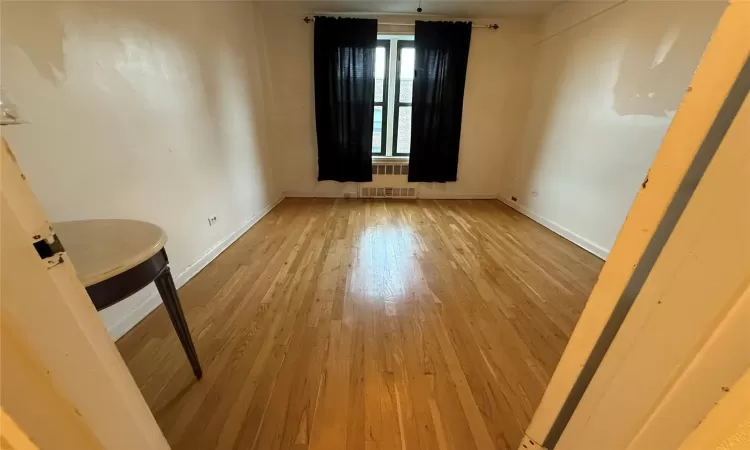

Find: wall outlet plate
207;215;218;226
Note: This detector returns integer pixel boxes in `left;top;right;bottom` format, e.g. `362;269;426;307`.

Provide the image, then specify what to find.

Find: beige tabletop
54;219;167;287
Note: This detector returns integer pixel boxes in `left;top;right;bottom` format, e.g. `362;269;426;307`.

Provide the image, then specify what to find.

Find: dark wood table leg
154;266;203;380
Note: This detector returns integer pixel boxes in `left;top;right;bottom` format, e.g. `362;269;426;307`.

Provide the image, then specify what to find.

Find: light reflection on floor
351;222;422;307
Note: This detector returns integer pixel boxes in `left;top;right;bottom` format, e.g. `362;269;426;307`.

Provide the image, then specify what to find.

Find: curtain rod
303;17;499;29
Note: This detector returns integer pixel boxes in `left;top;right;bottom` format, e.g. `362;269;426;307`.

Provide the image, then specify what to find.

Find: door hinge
519;434;546;450
33;234;66;269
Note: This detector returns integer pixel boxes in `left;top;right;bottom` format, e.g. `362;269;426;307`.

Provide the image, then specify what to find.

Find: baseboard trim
498;196;609;260
284;190;498;200
284;191;355;198
108;195;285;340
418;193;498;200
107;293;160;341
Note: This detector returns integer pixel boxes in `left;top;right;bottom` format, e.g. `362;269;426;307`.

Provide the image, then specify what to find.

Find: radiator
360;161;416;199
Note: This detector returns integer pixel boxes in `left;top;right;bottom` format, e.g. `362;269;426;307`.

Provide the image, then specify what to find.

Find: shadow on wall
612;3;723;117
506;1;725;255
2;1;278;333
504;25;568;201
1;5;67;85
1;1;275;221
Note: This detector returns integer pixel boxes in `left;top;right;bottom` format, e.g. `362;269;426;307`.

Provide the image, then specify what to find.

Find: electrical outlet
531;189;539;198
207;215;218;226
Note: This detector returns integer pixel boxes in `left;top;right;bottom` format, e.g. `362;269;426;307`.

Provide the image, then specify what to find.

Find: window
394;41;414;156
372;40;389;156
372;36;415;157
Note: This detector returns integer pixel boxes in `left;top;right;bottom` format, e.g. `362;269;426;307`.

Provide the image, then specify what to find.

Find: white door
1;139;170;449
523;2;750;449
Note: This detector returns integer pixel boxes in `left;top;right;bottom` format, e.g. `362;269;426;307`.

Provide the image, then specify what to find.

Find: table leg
154;267;203;380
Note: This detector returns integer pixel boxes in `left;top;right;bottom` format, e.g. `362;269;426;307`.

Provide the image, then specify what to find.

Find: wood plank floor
117;199;603;450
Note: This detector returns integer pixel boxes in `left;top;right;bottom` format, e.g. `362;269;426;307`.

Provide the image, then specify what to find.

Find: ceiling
255;0;561;17
14;0;560;17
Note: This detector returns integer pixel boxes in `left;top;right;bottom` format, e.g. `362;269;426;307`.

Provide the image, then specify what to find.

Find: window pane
374;47;386;102
399;48;415;79
399;80;413;103
375;47;386;77
375;80;385;103
399;48;415;103
372;106;383;154
396;106;411;154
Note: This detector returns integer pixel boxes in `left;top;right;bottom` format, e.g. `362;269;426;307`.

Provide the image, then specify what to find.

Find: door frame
521;2;750;448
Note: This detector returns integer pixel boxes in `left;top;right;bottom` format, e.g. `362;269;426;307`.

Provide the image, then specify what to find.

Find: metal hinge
33;233;66;269
518;435;546;450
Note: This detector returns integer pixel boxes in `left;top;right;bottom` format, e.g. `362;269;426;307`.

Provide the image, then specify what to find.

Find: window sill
373;156;409;163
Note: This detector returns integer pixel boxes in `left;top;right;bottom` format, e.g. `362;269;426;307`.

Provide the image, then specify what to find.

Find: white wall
1;1;282;338
257;5;540;198
1;0;725;338
502;1;725;258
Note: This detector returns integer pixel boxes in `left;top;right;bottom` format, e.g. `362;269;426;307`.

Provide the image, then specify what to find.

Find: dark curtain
408;21;472;182
314;17;377;182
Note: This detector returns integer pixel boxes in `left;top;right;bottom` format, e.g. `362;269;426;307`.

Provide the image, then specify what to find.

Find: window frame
372;39;391;157
392;40;415;157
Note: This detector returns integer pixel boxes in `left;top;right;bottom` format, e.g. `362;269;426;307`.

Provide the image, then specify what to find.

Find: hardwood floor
117;199;603;450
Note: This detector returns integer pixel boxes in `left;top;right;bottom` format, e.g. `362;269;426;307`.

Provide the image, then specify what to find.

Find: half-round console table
54;219;202;379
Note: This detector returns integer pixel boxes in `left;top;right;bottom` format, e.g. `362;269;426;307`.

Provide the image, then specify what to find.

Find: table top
54;219;167;287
